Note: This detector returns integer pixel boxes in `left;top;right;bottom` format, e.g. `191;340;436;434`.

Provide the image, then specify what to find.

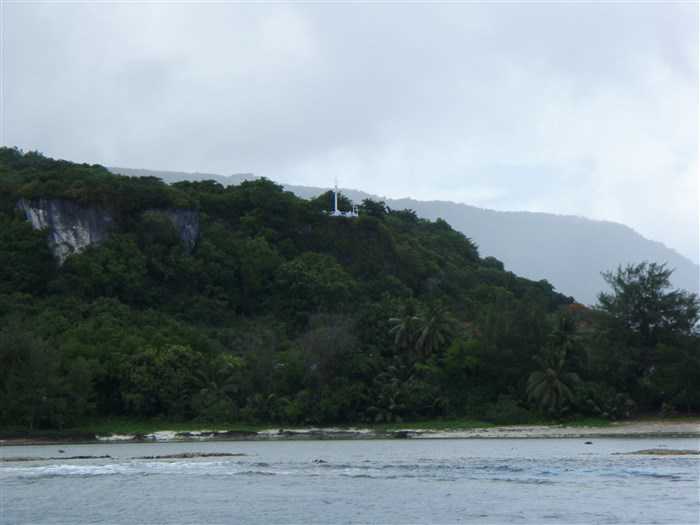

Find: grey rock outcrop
158;209;199;253
17;199;200;263
17;198;114;264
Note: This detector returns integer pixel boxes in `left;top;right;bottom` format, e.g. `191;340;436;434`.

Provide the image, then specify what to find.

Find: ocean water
1;438;698;524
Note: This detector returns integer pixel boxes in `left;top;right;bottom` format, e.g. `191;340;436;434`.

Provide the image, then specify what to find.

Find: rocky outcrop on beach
131;452;246;460
616;449;699;456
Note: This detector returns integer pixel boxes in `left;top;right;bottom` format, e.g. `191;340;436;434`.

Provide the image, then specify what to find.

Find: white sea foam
8;463;130;478
256;427;373;436
144;430;179;441
96;433;135;441
2;459;244;479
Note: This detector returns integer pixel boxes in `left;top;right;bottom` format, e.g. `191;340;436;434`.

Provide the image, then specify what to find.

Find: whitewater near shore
5;419;698;446
101;419;700;442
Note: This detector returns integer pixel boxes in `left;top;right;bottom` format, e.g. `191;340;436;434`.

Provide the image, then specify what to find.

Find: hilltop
110;167;699;305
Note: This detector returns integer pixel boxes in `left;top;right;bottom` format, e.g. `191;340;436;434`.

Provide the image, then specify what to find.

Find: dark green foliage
593;263;700;410
526;348;580;417
574;381;635;420
0;147;191;216
0;216;54;294
483;396;536;425
0;322;94;429
0;147;698;429
119;344;204;419
55;235;149;303
598;262;699;346
311;190;354;213
359;199;389;219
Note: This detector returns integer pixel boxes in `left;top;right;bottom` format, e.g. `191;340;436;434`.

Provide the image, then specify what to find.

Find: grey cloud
3;2;698;262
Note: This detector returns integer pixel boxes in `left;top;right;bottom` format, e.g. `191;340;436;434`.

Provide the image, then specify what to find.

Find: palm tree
526;348;580;416
388;304;422;351
366;365;411;423
548;313;578;354
389;303;456;359
193;354;243;419
414;303;455;359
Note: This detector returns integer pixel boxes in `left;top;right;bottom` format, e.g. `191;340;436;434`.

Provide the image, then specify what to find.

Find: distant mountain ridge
110;167;700;305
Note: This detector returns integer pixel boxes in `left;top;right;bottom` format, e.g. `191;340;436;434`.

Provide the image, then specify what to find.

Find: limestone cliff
153;209;200;254
17;198;115;264
17;198;199;263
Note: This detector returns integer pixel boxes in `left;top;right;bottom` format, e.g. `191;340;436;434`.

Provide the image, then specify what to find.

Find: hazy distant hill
111;167;700;305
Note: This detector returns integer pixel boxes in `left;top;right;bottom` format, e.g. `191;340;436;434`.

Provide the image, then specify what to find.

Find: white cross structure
329;179;358;217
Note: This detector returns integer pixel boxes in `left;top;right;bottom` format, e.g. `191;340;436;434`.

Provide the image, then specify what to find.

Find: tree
56;235;149;303
192;354;245;421
274;252;357;318
0;216;55;294
388;302;422;351
415;303;455;358
120;344;203;418
0;323;69;429
526;312;583;416
389;302;455;359
597;262;699;347
310;190;353;213
648;340;700;413
548;312;587;374
526;348;579;416
237;236;282;312
359;199;388;219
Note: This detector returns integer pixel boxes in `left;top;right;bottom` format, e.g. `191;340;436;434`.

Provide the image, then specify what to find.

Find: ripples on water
1;438;698;524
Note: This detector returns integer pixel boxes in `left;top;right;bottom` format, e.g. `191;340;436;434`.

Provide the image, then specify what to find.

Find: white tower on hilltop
330;178;358;217
333;178;340;215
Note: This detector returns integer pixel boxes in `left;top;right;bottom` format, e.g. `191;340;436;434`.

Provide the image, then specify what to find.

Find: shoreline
2;419;698;446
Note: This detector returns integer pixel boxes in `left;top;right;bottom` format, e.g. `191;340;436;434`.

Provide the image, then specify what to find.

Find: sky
2;2;698;263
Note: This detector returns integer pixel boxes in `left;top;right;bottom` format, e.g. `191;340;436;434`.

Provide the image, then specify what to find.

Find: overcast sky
3;2;698;262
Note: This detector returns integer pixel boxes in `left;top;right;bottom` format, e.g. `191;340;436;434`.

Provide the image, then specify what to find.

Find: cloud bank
3;2;698;261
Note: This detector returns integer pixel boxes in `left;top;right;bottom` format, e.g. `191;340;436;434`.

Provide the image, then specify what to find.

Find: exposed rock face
17;198;114;264
17;199;200;263
158;209;199;254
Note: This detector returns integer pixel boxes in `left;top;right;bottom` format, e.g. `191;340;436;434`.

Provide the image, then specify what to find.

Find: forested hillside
2;148;699;430
111;167;699;305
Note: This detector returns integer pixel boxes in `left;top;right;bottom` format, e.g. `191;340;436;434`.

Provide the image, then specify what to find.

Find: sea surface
1;438;698;524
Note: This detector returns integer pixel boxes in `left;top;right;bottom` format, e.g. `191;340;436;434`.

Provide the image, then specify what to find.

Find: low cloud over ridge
3;3;698;262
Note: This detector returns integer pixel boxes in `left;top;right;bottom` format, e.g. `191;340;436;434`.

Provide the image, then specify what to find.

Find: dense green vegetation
1;147;698;431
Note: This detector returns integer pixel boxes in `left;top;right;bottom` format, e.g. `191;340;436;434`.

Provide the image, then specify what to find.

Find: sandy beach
2;419;698;446
405;419;700;439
